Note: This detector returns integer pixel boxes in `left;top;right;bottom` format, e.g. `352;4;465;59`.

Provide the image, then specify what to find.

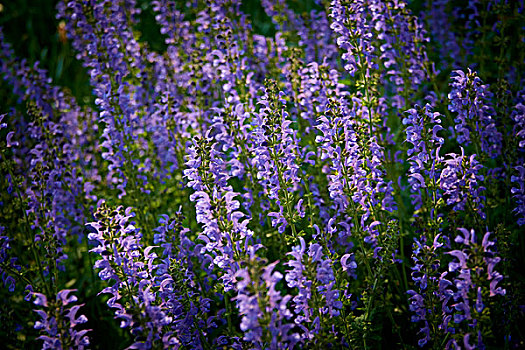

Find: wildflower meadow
0;0;524;349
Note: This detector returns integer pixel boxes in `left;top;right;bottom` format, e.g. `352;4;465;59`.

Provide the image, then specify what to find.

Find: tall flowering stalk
511;95;525;225
448;69;502;158
0;29;95;243
407;233;449;348
315;83;401;349
30;289;90;349
439;148;486;221
0;31;98;347
184;133;254;292
443;228;505;349
285;237;343;347
234;257;296;349
88;203;184;348
328;0;432;133
403;103;445;214
57;0;181;232
251;80;302;238
408;228;506;349
261;0;338;66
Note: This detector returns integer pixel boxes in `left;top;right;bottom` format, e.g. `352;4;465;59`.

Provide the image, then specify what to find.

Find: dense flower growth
1;0;524;349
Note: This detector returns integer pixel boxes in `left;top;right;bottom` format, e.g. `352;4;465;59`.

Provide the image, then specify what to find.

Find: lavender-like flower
511;96;525;225
234;258;296;349
262;0;338;66
88;203;186;348
184;132;255;292
443;228;505;348
407;235;443;346
0;28;96;241
57;0;169;201
316;97;396;250
329;0;378;78
285;238;313;335
153;212;224;350
234;268;263;344
0;230;21;293
1;0;522;348
374;0;432;108
408;233;449;348
403;103;444;211
251;81;302;234
448;69;502;158
0;32;102;306
330;0;432;113
439;148;486;219
31;289;90;349
284;237;343;346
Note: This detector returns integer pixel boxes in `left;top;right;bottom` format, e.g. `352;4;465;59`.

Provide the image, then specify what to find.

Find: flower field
0;0;524;349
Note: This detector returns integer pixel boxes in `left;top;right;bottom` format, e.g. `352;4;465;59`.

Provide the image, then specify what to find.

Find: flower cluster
439;148;486;219
448;69;502;158
441;229;505;348
30;289;90;349
285;237;342;345
511;94;525;225
0;0;523;349
234;258;296;349
407;234;448;347
403;103;444;211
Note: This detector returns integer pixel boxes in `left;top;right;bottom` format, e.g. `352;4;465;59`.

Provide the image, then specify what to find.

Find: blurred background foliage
0;0;91;102
0;0;319;106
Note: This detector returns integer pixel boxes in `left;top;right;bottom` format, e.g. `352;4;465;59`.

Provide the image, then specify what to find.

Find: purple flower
0;28;98;273
316;98;396;250
184;134;255;292
285;237;342;345
439;148;486;218
31;289;90;349
408;233;451;347
403;103;444;210
442;229;506;348
329;0;431;111
89;203;210;348
0;232;22;293
262;0;338;66
448;69;502;157
57;0;177;199
511;97;525;225
234;259;296;349
251;84;302;234
329;0;379;78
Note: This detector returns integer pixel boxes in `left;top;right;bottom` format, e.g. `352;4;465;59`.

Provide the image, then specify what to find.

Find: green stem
6;165;52;297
